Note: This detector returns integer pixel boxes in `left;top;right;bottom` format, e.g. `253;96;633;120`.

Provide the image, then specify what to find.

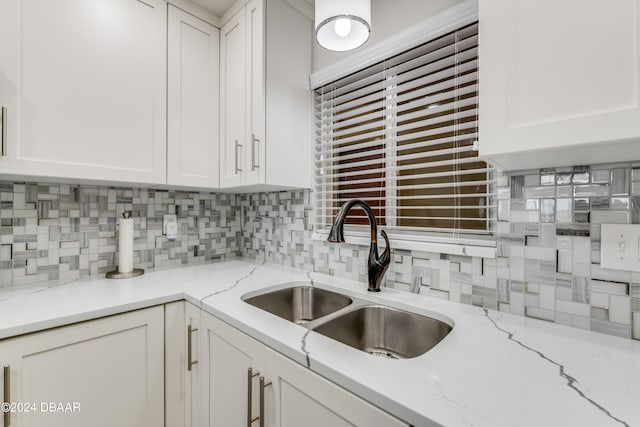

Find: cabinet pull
251;134;259;171
187;324;198;371
3;365;9;426
259;376;271;427
235;140;243;174
247;368;260;426
1;107;7;157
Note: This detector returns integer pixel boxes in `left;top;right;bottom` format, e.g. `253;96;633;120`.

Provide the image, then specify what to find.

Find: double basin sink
243;283;452;359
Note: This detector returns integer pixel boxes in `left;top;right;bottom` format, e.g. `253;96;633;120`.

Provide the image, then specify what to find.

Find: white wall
312;0;465;72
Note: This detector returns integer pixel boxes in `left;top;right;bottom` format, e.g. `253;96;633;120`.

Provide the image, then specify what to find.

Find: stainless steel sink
244;286;353;325
312;305;452;359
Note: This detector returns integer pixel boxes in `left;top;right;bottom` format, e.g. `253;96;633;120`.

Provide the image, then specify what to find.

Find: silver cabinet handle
247;368;260;426
1;107;7;157
235;140;243;174
3;365;10;426
259;376;271;427
251;134;259;171
187;324;198;371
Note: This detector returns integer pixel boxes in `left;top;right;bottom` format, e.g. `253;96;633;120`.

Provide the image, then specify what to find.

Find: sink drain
367;349;399;359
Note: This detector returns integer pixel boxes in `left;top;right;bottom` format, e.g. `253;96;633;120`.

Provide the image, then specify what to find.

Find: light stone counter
0;260;638;427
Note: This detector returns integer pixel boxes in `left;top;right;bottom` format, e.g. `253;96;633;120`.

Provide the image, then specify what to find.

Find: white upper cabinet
0;0;167;184
220;0;312;190
220;6;247;188
168;5;220;188
479;0;640;170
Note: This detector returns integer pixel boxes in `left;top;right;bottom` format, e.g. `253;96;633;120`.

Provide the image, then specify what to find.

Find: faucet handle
378;229;391;266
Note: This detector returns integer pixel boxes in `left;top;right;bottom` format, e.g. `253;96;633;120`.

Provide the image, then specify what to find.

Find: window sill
311;230;496;259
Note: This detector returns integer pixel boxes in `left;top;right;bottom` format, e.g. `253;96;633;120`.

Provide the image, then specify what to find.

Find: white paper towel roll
118;214;134;273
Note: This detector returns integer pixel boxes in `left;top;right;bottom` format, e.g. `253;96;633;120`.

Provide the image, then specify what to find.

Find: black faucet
327;199;391;292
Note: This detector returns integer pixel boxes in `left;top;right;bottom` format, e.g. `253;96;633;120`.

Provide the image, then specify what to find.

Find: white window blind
314;22;495;238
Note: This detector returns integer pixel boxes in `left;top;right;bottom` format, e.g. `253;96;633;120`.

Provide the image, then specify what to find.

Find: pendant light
315;0;371;52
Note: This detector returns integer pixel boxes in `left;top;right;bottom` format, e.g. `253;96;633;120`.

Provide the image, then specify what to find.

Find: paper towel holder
106;268;144;279
107;211;144;279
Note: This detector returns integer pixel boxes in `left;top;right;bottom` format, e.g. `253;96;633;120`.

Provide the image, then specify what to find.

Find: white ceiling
190;0;236;16
191;0;314;17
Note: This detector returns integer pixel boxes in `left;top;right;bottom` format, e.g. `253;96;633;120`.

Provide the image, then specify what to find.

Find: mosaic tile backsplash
0;182;241;287
2;163;640;341
240;163;640;341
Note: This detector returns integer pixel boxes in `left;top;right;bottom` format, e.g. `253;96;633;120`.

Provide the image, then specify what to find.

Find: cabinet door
185;303;202;427
200;312;264;426
0;306;164;427
264;347;407;427
220;8;246;188
244;0;266;185
165;302;201;427
0;0;166;184
167;6;220;188
479;0;640;170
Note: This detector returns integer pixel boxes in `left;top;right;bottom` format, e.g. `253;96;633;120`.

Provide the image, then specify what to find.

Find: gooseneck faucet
327;199;391;292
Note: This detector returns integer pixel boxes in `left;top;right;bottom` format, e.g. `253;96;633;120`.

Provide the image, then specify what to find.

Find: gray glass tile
524;223;540;236
591;196;610;210
497;242;509;257
574;212;590;223
572;170;590;184
633;197;640;224
524;174;539;187
633;168;640;182
540;170;555;186
610;197;630;210
591;320;630;338
540;199;555;223
556;224;590;236
525;199;539;210
591;210;631;224
510;176;524;199
574;198;589;210
574;184;609;197
556;186;573;198
524;186;555;199
632;182;640;196
525;307;555;322
497;200;510;222
611;168;631;196
591;169;610;184
556;274;573;300
510;281;524;293
573;277;590;303
511;210;540;223
498;187;510;200
510;200;525;210
497;278;510;302
525;236;540;246
591;307;609;321
556;172;572;185
556;198;572;223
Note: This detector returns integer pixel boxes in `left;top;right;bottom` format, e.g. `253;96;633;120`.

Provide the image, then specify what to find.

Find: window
314;22;495;242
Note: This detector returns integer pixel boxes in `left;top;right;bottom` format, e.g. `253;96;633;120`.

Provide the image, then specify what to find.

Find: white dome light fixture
315;0;371;52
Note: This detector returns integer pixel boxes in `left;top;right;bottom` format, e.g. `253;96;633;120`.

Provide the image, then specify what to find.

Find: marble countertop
0;260;638;427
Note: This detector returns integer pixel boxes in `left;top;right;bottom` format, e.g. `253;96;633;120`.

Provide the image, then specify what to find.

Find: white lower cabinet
165;301;202;427
0;303;408;427
199;311;408;427
200;311;264;426
264;347;407;427
0;306;164;427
